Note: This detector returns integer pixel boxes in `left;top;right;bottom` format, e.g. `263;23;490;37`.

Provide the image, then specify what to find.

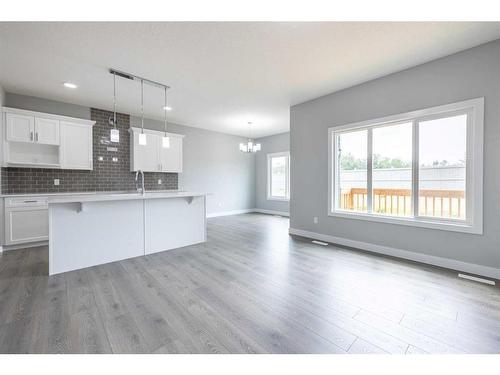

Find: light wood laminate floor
1;213;499;353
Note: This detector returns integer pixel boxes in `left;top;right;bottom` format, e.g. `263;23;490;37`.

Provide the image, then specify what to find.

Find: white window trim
267;151;290;201
328;97;484;235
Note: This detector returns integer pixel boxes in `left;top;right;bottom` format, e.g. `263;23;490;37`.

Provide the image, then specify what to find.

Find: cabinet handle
30;131;34;141
35;133;38;142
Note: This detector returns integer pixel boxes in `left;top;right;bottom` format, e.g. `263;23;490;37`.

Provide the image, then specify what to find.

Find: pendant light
109;71;120;143
162;86;170;148
239;122;261;153
138;79;147;146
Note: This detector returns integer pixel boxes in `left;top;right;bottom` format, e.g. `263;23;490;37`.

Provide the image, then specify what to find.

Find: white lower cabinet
4;197;49;245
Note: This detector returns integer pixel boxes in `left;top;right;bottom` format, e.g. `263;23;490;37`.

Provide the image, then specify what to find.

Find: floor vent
312;240;329;246
458;273;496;286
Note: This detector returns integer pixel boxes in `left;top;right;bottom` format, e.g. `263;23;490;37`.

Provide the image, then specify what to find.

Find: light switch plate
54;179;60;186
158;179;162;185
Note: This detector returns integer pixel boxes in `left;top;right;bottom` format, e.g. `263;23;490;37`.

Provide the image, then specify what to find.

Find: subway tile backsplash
1;108;178;194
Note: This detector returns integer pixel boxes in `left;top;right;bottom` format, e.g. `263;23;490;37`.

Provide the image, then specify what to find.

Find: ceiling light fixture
108;68;171;148
109;72;120;143
138;79;147;146
63;82;77;89
162;87;170;148
239;122;261;153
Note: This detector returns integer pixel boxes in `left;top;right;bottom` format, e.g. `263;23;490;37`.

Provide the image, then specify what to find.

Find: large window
328;98;483;234
267;151;290;201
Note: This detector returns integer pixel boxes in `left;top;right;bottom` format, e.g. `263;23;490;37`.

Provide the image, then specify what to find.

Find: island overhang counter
48;191;206;275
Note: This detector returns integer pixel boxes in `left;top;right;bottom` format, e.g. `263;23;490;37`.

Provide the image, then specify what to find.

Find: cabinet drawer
5;197;48;208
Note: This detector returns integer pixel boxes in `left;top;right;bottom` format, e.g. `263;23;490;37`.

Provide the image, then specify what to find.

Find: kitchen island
48;191;206;275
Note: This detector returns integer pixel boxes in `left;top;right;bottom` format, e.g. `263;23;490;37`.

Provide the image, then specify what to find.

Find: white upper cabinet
159;135;183;172
6;113;35;142
6;113;60;144
35;117;60;145
130;128;184;173
2;107;94;169
132;131;160;172
60;121;93;170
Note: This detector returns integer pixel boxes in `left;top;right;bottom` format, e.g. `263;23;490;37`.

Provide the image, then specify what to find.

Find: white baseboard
207;208;290;218
253;208;290;217
289;227;500;280
0;241;48;252
206;209;255;218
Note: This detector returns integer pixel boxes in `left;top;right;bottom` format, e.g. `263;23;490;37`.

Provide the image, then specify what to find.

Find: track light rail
109;68;170;90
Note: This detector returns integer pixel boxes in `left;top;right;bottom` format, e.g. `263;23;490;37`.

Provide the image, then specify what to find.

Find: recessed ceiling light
163;106;172;111
63;82;77;89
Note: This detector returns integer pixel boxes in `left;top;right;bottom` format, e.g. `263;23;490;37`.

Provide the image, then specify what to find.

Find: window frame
328;98;484;234
267;151;290;201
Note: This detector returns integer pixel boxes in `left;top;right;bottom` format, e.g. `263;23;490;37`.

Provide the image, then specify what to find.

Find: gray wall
0;85;5;107
4;93;91;119
132;116;256;215
255;132;290;214
290;39;500;270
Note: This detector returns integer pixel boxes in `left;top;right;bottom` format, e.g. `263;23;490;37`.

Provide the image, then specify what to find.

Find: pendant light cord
164;86;168;135
141;79;144;133
113;72;117;128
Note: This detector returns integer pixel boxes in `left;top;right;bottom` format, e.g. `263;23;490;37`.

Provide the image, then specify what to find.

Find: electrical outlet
158;179;162;185
98;156;104;161
112;157;118;162
313;216;319;224
54;179;60;186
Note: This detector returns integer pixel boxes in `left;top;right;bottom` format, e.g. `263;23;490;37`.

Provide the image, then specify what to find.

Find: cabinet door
132;132;160;172
159;136;183;172
35;117;60;145
6;113;35;142
60;121;93;170
5;207;49;245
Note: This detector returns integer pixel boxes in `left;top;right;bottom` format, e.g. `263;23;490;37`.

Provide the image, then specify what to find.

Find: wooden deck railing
340;188;465;219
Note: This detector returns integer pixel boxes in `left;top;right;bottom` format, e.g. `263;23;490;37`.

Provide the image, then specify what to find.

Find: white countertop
46;191;205;204
0;190;184;198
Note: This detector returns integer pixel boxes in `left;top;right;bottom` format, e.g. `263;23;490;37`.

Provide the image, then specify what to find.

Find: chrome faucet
135;170;145;195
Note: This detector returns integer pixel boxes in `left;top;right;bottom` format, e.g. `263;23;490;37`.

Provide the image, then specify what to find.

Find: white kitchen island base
48;192;206;275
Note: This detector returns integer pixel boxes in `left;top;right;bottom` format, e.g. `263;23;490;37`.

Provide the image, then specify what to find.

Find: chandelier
239;122;261;153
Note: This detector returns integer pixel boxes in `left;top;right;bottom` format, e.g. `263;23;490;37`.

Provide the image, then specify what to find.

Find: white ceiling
1;22;500;138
